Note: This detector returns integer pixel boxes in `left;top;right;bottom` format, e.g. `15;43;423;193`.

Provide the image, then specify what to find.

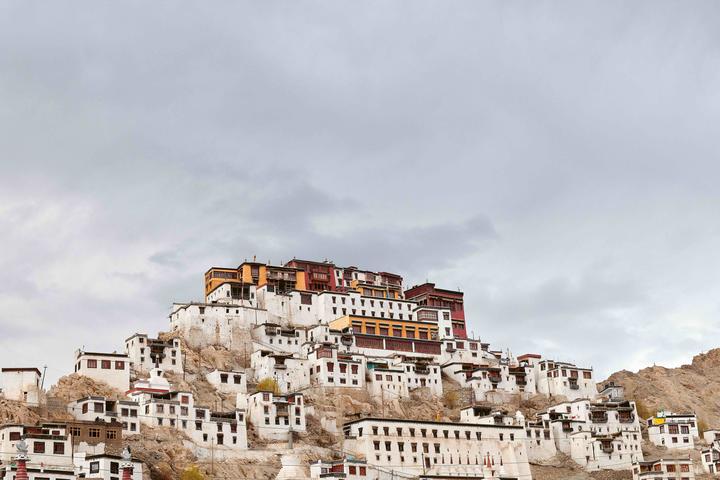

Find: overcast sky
2;1;720;386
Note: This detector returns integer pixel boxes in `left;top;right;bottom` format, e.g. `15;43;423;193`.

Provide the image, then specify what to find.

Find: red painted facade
405;283;467;338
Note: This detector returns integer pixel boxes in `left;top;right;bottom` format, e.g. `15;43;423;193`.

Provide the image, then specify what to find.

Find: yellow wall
330;315;437;340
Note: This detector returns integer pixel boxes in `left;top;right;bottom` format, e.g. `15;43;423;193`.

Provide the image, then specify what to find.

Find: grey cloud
2;1;720;385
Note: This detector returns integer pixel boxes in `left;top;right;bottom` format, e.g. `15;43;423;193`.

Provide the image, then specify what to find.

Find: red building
404;283;467;338
284;259;338;292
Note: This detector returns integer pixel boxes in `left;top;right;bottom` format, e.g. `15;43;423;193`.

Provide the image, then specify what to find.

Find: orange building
204;262;305;297
329;315;438;341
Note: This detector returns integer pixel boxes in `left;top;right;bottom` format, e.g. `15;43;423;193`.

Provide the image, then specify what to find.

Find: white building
633;457;694;480
75;452;143;480
251;350;310;394
125;333;183;374
207;369;247;394
392;355;443;396
242;391;306;441
0;367;42;405
702;443;720;475
169;302;267;348
341;417;532;479
520;355;597;401
367;363;410;400
537;398;643;470
466;363;537;402
74;350;131;392
0;423;74;475
67;396;141;435
252;323;306;353
131;389;248;456
647;412;698;449
308;344;365;389
598;381;625;401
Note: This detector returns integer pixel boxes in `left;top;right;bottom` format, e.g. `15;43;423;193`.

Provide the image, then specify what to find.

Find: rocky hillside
605;348;720;429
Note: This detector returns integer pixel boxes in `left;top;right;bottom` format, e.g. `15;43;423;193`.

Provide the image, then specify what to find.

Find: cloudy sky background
2;1;720;385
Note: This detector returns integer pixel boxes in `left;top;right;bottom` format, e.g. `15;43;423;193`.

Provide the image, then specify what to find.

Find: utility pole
40;365;47;390
288;423;294;449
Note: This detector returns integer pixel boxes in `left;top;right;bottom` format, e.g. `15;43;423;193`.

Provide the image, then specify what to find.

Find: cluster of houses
0;258;717;479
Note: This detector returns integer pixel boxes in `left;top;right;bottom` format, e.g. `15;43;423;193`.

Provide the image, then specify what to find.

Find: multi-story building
74;350;131;392
702;442;720;475
308;344;365;389
252;323;306;353
537;398;643;470
67;396;141;435
0;423;73;467
0;367;42;405
284;259;403;298
169;301;267;348
647;412;698;449
367;362;410;400
392;355;443;396
251;350;310;393
405;283;466;338
341;417;531;479
66;419;123;455
242;391;306;441
204;262;305;298
598;381;625;401
329;315;441;356
466;362;537;402
125;333;183;374
131;389;248;456
633;457;694;480
520;354;596;401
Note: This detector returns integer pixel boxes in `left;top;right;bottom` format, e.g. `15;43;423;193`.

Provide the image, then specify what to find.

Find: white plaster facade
75;453;143;480
537;398;643;470
67;396;141;435
125;333;183;374
0;368;41;405
633;458;694;480
308;345;365;389
341;417;532;479
74;350;130;392
206;369;247;394
169;302;266;348
251;350;310;393
242;391;306;441
647;412;698;449
131;389;248;456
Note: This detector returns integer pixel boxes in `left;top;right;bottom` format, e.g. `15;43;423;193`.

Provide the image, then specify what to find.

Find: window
107;430;118;439
53;442;64;454
70;427;81;437
115;361;125;370
101;360;112;369
33;441;46;453
90;462;100;474
234;375;242;384
9;431;21;441
87;359;97;368
89;428;101;438
111;462;119;474
220;374;228;383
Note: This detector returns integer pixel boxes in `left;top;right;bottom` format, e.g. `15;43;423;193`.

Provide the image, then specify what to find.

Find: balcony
601;444;614;454
488;375;502;383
